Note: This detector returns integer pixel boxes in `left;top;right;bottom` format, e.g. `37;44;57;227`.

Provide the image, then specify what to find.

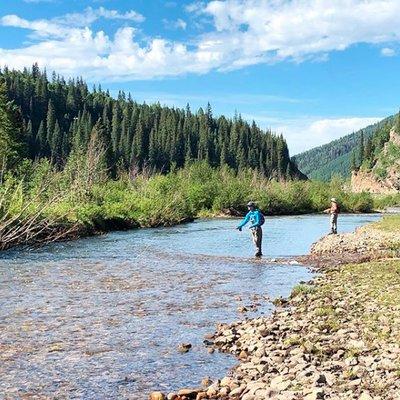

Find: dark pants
251;226;263;255
330;213;338;234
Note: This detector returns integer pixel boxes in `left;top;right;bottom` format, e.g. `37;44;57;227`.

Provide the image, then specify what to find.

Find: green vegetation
373;141;400;179
372;194;400;210
1;65;399;250
321;259;400;345
290;283;316;297
1;159;389;250
293;116;395;181
372;214;400;232
350;112;400;185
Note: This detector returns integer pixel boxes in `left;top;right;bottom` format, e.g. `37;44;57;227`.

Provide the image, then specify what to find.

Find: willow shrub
4;159;396;240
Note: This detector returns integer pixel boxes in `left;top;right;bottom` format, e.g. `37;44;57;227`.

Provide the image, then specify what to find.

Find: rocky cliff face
351;130;400;194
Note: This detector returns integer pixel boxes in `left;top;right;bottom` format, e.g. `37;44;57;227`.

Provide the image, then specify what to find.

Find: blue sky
1;0;400;154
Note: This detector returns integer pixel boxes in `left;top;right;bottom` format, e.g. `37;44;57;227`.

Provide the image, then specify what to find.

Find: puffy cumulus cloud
0;6;222;80
0;22;220;80
199;0;400;68
2;1;400;80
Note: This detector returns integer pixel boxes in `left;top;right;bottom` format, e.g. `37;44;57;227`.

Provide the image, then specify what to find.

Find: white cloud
163;18;187;30
1;7;144;34
2;1;400;80
381;47;396;57
199;0;400;69
185;2;206;14
274;117;383;154
51;7;145;26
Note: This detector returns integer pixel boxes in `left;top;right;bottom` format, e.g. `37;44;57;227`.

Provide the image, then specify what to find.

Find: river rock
229;385;246;397
359;392;373;400
220;377;233;387
206;386;218;397
178;343;192;353
149;392;165;400
177;388;202;397
304;388;325;400
201;377;212;387
219;386;230;396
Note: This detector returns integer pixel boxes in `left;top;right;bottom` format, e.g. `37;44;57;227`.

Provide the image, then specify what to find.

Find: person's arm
237;212;250;230
323;208;331;213
249;211;261;229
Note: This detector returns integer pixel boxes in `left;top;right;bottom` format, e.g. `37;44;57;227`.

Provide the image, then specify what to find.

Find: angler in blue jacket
237;201;264;257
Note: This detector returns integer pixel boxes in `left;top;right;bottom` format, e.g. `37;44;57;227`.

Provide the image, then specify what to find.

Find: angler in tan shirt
324;198;340;234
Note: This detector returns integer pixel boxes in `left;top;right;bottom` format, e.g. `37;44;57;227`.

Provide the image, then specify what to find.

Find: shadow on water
0;214;380;399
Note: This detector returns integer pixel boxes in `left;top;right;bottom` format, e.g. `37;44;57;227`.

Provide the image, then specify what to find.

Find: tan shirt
324;202;339;214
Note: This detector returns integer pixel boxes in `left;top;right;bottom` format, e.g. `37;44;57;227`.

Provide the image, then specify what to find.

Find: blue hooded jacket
237;209;262;229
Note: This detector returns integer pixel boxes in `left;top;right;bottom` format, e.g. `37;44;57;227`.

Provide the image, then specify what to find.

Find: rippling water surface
0;214;380;399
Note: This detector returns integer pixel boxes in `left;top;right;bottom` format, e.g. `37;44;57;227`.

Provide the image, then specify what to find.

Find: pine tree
0;83;19;177
46;99;56;154
350;150;357;171
111;102;121;155
358;131;364;166
51;120;62;163
131;120;144;168
36;120;47;156
395;110;400;134
364;137;373;169
26;119;35;158
148;127;158;168
91;118;113;174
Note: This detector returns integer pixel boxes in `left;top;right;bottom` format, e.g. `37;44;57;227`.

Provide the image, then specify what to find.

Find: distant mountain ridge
293;115;396;181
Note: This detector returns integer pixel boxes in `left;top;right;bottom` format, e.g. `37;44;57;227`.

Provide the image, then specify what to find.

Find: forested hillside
293;116;395;181
350;114;400;193
0;65;304;180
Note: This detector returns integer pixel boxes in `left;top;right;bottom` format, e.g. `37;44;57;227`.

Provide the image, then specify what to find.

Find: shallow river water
0;214;380;399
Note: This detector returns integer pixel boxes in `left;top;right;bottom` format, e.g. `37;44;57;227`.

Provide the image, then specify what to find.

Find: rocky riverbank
310;225;400;257
151;216;400;400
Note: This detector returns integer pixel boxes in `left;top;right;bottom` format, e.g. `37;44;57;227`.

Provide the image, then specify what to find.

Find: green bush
3;159;399;249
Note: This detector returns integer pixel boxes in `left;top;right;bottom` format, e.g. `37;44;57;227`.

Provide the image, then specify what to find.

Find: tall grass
1;159;399;249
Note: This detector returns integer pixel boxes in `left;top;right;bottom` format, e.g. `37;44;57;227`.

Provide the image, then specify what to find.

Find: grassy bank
1;160;399;250
372;214;400;231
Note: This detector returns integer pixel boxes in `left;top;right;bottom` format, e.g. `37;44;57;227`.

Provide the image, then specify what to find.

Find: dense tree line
0;64;304;180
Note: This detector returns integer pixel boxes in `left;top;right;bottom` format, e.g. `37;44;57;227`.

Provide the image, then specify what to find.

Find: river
0;214;380;399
